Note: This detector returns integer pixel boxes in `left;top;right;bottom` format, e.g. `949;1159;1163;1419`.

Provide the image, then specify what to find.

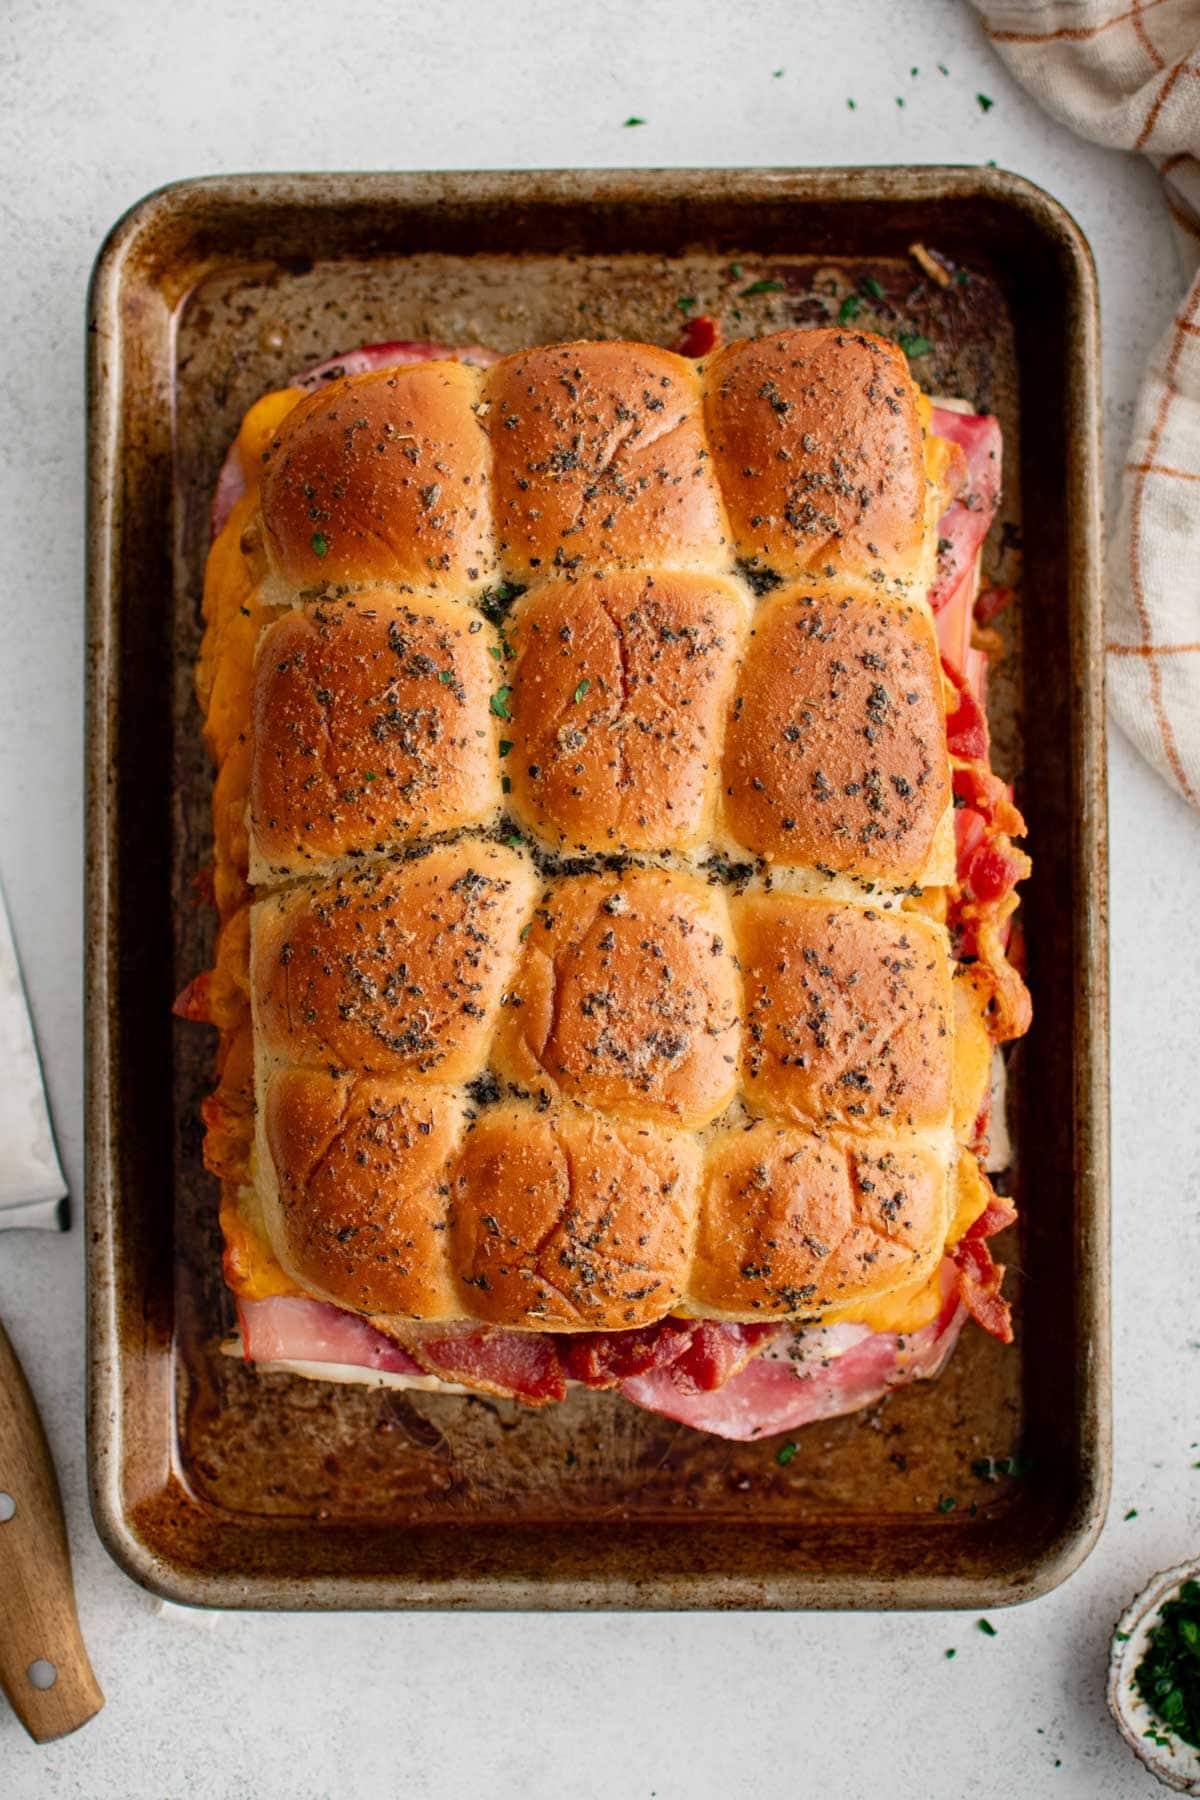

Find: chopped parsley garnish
1135;1579;1200;1751
775;1441;798;1466
624;116;646;127
573;678;591;703
741;279;785;297
945;1648;957;1660
938;62;949;75
847;98;856;110
977;93;995;113
978;1619;998;1638
896;97;905;108
729;262;743;278
838;293;862;325
310;532;328;558
498;738;513;758
437;669;454;684
362;771;377;782
898;332;933;359
861;275;884;300
936;1495;957;1513
488;643;503;660
490;686;512;720
501;774;511;794
1125;1508;1139;1521
677;295;697;315
505;832;523;848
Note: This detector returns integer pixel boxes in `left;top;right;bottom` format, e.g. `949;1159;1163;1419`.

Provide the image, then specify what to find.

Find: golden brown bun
505;571;746;852
253;841;536;1080
259;362;493;591
249;592;502;880
734;895;953;1132
689;1121;947;1317
449;1103;701;1328
263;1068;463;1317
482;342;728;579
720;582;951;880
703;329;926;580
195;328;1002;1338
493;868;740;1129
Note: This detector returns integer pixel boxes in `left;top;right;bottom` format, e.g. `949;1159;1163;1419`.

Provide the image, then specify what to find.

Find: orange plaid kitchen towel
975;0;1200;806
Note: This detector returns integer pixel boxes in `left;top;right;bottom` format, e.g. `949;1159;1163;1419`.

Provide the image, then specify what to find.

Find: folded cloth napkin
973;0;1200;808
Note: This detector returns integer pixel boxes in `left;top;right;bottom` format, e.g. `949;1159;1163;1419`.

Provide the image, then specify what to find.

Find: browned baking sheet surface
88;170;1108;1607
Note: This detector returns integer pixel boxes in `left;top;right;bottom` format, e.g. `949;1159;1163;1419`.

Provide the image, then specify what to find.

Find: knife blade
0;881;68;1232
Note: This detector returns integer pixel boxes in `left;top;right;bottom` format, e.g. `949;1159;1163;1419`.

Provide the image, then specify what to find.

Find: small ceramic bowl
1109;1560;1200;1793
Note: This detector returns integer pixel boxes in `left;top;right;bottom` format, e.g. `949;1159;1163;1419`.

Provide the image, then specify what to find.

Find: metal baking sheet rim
84;166;1110;1611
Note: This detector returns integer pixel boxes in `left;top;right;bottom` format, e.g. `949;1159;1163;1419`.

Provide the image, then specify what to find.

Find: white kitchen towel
973;0;1200;808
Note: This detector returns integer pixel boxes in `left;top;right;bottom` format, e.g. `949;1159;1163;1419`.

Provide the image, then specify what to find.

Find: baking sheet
86;168;1108;1607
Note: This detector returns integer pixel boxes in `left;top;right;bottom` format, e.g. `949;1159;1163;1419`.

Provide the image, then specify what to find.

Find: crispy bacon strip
953;1237;1013;1344
392;1324;567;1406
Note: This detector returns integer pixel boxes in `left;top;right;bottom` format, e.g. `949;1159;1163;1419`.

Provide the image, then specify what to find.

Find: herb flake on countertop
624;116;646;127
978;1619;998;1638
977;93;995;112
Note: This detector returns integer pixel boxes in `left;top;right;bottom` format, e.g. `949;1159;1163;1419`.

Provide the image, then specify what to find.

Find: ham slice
928;406;1002;616
236;1296;775;1409
238;1295;423;1375
621;1271;967;1442
292;338;500;390
210;338;502;537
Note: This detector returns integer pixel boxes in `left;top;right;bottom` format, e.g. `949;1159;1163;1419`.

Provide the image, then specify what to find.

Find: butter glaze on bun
264;1068;463;1317
689;1121;947;1318
482;342;729;579
721;583;951;880
259;361;494;591
505;570;746;852
734;894;953;1133
449;1103;701;1329
250;591;502;879
252;841;536;1081
703;328;926;582
493;867;741;1129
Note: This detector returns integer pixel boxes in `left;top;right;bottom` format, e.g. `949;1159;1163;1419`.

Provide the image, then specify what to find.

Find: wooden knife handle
0;1315;103;1741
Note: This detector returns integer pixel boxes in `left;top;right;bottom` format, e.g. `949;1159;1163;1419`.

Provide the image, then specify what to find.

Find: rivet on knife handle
0;1317;103;1741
